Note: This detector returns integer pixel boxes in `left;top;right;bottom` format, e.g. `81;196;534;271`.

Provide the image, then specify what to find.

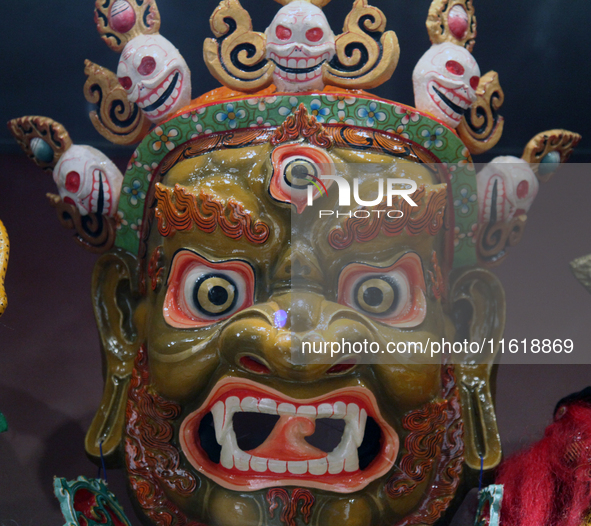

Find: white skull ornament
117;34;192;123
53;145;124;217
266;1;336;92
413;42;481;129
477;157;540;224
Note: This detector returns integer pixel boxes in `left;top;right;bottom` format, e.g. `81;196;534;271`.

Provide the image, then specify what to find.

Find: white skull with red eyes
412;42;481;129
477;157;540;223
265;1;336;92
53;145;123;217
117;34;191;124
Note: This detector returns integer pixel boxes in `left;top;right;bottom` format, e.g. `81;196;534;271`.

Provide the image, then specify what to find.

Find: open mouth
269;52;330;83
89;169;112;216
429;81;472;123
180;378;399;493
137;70;182;119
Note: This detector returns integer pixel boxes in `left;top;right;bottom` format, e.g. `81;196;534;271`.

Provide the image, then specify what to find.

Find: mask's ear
448;267;505;473
85;248;143;467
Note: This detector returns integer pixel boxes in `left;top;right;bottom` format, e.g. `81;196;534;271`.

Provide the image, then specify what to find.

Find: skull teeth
211;396;368;476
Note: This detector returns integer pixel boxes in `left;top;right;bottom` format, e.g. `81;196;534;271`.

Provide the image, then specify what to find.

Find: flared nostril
239;355;272;375
326;361;357;376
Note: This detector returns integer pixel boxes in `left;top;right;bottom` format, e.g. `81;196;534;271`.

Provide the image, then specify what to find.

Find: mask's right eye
164;251;255;329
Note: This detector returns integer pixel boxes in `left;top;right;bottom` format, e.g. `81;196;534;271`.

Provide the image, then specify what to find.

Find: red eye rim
276;25;292;41
337;253;427;328
163;251;255;329
64;171;81;193
138;56;157;76
118;76;132;90
446;60;465;76
306;27;324;43
470;76;480;90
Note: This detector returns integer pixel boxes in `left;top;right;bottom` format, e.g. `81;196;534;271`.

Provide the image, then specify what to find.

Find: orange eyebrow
154;183;270;244
328;184;448;250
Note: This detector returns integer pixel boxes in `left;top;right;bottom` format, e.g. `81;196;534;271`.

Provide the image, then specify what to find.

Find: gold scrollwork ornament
522;129;582;183
323;0;400;89
457;71;505;156
95;0;161;52
426;0;477;51
203;0;274;92
84;60;151;145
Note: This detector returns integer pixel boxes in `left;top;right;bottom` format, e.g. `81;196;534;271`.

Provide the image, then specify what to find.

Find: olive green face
130;143;459;526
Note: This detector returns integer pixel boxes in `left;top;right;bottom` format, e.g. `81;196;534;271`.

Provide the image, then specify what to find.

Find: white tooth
327;457;344;474
288;58;297;68
297;405;316;418
173;88;179;97
317;403;333;418
288;72;297;80
333;402;346;419
297;73;307;81
250;456;268;472
241;397;258;412
307;58;316;68
224;396;240;437
149;93;158;104
298;59;306;68
163;79;171;90
157;88;164;97
258;398;278;414
278;403;296;416
220;433;234;469
211;401;225;442
308;457;328;475
328;427;359;473
358;409;367;447
234;450;251;472
268;459;287;473
280;58;288;66
307;71;316;79
288;461;308;474
346;404;364;447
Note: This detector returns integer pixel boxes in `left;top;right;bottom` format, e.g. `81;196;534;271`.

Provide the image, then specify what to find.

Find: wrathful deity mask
8;0;581;525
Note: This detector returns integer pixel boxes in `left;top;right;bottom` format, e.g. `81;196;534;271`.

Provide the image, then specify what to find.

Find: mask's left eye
164;251;255;329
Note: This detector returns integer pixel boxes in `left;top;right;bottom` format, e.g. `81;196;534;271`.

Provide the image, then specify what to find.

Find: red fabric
496;402;591;526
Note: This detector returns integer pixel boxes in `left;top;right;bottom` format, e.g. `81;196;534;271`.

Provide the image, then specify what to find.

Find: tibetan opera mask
8;0;581;525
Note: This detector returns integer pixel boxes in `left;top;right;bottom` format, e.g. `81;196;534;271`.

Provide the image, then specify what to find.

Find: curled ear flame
95;0;161;53
0;220;8;317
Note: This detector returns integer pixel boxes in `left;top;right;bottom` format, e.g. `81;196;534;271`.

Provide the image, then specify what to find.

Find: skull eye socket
138;56;157;76
445;60;465;76
306;27;324;43
118;76;133;90
470;76;480;90
65;171;81;193
276;25;292;41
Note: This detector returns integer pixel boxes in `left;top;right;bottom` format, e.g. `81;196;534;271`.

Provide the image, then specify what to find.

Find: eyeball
164;251;255;329
338;253;427;328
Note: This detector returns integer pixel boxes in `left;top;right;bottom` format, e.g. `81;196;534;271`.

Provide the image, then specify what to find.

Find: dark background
1;0;590;524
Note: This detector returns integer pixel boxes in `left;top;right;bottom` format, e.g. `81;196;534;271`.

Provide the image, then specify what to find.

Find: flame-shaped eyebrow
154;183;270;244
328;184;448;250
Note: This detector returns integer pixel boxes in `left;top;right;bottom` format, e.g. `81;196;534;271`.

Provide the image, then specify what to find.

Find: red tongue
247;416;327;461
